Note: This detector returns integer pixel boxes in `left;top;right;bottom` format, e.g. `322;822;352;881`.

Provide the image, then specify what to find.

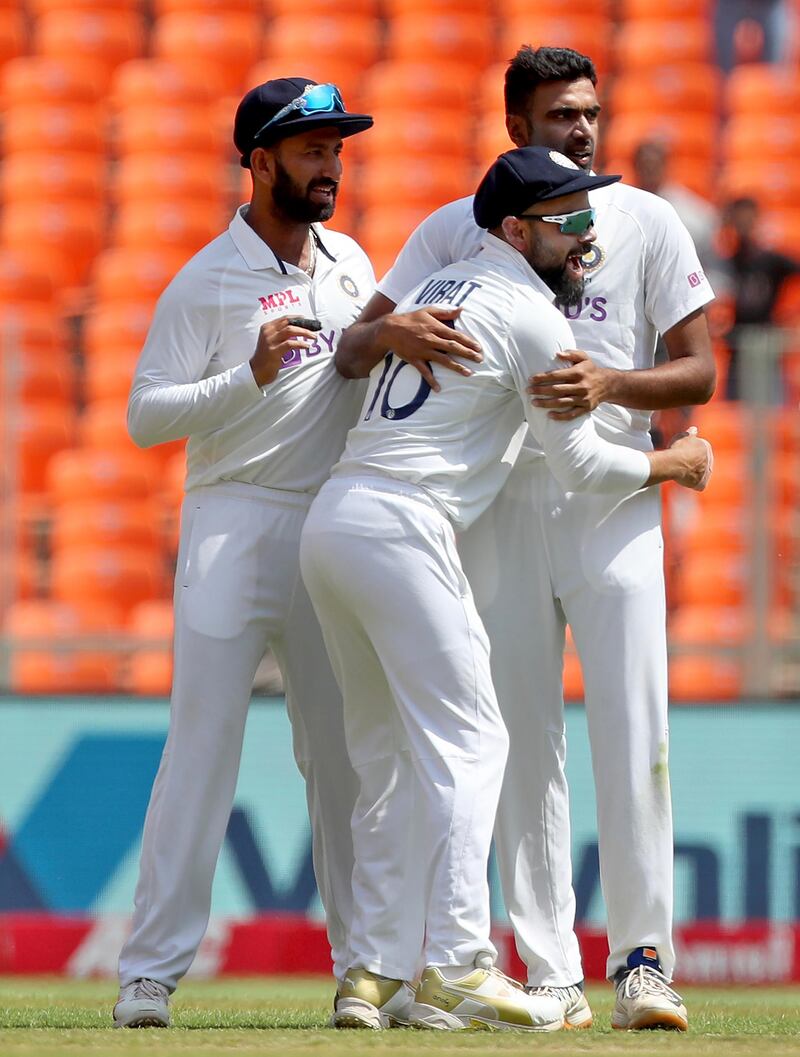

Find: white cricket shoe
612;965;688;1031
113;978;170;1028
331;968;415;1029
526;983;593;1028
410;960;564;1031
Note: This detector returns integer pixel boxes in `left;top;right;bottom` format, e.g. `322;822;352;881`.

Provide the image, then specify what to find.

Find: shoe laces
130;979;168;1001
618;965;681;1003
527;984;582;1003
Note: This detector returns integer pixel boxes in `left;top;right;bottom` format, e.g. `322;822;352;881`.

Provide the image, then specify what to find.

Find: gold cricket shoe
409;961;564;1031
331;968;415;1029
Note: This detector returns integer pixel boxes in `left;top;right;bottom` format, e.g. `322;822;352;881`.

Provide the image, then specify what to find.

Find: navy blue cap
234;77;373;168
473;147;622;229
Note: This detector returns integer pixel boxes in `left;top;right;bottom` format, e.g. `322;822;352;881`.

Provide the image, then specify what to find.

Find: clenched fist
250;316;320;388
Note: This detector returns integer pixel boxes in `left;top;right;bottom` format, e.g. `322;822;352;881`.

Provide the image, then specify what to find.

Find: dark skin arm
527;307;716;419
335;291;483;392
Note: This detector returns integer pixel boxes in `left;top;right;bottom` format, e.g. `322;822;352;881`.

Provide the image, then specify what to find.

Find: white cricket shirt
378;182;715;452
334;235;650;530
128;205;375;493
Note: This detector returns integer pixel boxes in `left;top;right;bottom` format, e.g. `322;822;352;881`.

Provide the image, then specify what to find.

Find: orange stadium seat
0;201;104;289
83;350;140;403
152;12;264;95
1;103;106;155
1;55;106;106
360;156;474;212
692;401;753;452
51;500;163;555
113;156;225;209
0;10;25;69
614;18;713;71
0;550;38;604
0;153;105;207
364;61;475;113
113;104;227;159
671;552;750;608
0;250;55;307
498;15;610;75
603;112;715;167
111;201;224;254
28;0;141;10
620;0;712;16
83;303;154;363
498;0;610;13
125;599;174;696
79;398;187;469
474;115;516;172
669;604;748;645
477;63;509;117
359;207;439;278
562;648;584;700
385;0;490;13
51;545;168;613
386;15;496;70
0;307;65;362
0;348;74;406
47;448;156;505
609;64;721;118
759;210;800;257
264;17;380;72
91;247;189;307
268;0;377;14
154;0;260;11
4;599;125;694
8;402;77;494
667;655;743;701
110;59;225;110
33;11;147;86
725;64;800;117
360;108;472;164
723;117;800;164
721;160;800;210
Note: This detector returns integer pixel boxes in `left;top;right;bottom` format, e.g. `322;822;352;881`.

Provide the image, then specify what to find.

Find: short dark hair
504;45;597;117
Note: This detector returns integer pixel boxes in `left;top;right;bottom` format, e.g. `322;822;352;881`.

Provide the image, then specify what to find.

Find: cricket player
113;77;379;1029
335;46;716;1031
300;147;712;1033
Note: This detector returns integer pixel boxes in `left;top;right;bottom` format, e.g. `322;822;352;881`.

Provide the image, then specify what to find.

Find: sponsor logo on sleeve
687;270;705;288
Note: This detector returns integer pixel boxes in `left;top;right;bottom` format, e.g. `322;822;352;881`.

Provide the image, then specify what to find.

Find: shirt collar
228;205;337;274
478;232;558;304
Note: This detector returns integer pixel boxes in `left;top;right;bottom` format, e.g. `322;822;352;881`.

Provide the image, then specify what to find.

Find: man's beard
541;264;585;309
272;158;338;223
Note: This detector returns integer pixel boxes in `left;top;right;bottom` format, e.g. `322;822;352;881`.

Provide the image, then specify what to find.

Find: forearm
335;317;393;379
602;356;715;410
127;363;261;447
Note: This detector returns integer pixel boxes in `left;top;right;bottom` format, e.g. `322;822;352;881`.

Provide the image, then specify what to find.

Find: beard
540;264;585;309
523;230;586;308
272;157;338;223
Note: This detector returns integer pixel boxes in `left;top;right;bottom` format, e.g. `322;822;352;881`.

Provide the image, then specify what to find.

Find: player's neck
244;199;313;270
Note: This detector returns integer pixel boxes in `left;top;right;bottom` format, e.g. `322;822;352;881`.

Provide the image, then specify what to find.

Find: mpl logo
258;289;302;313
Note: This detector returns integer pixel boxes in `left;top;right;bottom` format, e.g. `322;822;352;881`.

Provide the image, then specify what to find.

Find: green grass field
1;977;799;1057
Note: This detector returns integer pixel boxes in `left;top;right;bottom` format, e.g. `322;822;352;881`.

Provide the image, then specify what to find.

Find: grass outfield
1;977;799;1057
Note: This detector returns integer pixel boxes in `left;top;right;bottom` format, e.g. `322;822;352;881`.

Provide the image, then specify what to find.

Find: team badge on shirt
339;274;360;298
581;242;607;276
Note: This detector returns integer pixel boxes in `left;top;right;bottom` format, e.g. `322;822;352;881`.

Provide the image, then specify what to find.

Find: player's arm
128;277;313;447
527;307;715;419
336;200;483;389
512;304;712;493
335;293;482;390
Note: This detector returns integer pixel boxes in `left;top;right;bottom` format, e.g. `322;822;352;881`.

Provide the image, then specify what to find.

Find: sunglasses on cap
515;207;596;235
254;83;346;140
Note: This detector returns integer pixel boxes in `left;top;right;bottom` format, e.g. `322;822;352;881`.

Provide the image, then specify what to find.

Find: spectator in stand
721;195;800;399
633;140;723;293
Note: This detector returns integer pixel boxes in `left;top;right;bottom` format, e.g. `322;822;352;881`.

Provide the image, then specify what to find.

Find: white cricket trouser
459;456;674;983
118;482;358;991
300;476;509;982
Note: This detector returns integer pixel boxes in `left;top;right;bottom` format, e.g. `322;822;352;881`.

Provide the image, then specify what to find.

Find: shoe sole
331;998;410;1030
612;1010;688;1031
410;1003;563;1032
113;1017;170;1029
565;1003;593;1029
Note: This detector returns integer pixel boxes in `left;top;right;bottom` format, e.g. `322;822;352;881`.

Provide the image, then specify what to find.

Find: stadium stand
0;0;798;699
